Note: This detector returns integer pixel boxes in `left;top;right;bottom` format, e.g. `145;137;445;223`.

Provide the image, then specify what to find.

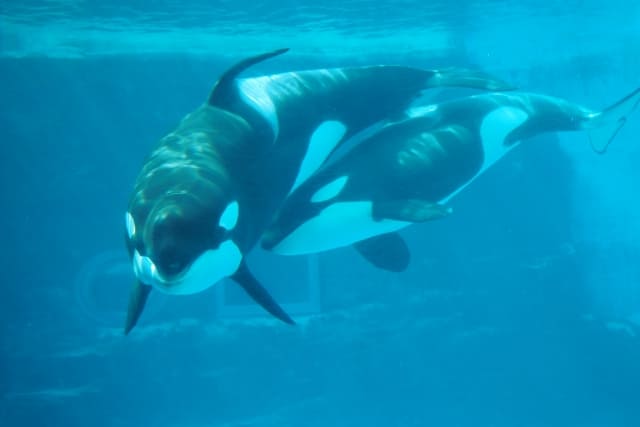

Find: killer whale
123;48;515;333
263;88;640;261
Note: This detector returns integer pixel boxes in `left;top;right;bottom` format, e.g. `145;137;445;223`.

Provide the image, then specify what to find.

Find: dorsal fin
208;48;289;106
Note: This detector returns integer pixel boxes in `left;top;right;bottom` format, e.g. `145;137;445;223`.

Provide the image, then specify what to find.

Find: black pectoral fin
354;232;411;273
373;199;453;223
124;280;152;335
208;48;290;106
231;262;295;325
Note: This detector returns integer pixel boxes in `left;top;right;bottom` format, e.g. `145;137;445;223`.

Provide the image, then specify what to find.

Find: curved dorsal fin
208;48;289;106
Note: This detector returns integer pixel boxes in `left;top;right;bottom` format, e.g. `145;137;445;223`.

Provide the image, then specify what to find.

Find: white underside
442;106;529;203
271;106;530;256
479;106;529;174
272;201;411;255
132;240;242;295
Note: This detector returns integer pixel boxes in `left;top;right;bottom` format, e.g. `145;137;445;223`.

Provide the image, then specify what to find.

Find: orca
123;48;514;333
262;88;640;264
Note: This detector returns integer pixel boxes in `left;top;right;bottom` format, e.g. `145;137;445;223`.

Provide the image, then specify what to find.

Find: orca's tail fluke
586;86;640;154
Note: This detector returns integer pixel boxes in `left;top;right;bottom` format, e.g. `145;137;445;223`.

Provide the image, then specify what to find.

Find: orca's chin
154;266;188;283
132;240;243;295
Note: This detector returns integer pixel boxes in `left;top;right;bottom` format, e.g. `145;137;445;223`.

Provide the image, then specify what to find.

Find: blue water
2;1;640;426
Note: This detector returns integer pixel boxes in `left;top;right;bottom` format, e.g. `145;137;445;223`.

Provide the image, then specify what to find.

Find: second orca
262;88;640;268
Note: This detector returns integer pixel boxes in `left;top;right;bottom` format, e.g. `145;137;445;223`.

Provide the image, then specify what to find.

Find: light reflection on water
1;0;638;64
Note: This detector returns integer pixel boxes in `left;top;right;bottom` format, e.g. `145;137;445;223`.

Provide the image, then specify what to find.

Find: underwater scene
2;0;640;426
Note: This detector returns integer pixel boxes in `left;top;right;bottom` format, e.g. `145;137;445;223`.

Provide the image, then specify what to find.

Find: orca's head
123;105;257;298
125;192;243;295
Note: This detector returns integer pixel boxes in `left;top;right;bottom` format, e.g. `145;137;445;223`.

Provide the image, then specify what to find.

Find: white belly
272;201;411;255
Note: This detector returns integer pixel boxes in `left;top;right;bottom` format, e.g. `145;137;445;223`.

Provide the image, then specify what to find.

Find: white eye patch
219;201;239;230
311;176;349;203
125;212;136;239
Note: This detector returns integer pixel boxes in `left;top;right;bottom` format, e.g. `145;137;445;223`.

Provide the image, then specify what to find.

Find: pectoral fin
231;262;295;325
373;199;452;223
124;280;151;335
354;232;411;272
